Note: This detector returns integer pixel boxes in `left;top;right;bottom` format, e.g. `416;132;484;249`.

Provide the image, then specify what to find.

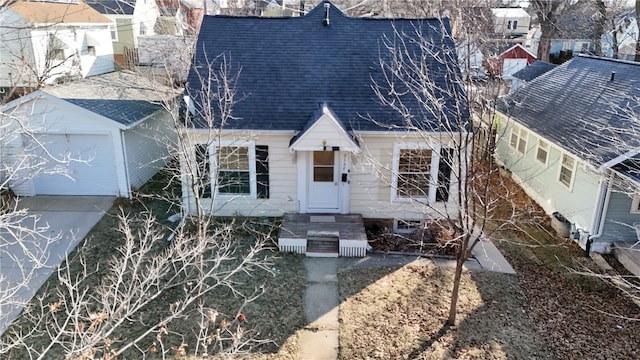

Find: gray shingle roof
498;55;640;167
64;99;162;126
185;1;468;133
41;71;178;127
85;0;134;15
511;60;556;81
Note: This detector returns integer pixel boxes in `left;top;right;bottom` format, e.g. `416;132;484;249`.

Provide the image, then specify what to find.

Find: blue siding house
495;55;640;253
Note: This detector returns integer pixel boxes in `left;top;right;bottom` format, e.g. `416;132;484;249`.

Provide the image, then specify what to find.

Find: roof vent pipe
610;71;616;81
323;3;330;26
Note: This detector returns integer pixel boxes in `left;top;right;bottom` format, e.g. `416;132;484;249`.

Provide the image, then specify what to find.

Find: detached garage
1;71;177;197
486;43;536;80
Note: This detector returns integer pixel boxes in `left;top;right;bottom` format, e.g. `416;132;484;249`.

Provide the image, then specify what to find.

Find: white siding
350;134;458;220
80;28;116;78
184;132;299;217
123;111;175;189
291;111;358;152
0;10;37;87
132;0;160;43
0;8;114;87
183;131;460;221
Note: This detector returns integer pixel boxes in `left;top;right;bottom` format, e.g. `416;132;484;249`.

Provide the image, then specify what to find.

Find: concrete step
613;242;640;278
307;235;339;254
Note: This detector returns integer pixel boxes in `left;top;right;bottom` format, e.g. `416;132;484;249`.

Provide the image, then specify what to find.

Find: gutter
598;148;640;171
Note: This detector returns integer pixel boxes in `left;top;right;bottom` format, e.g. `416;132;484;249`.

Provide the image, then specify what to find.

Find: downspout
587;171;613;250
120;129;132;198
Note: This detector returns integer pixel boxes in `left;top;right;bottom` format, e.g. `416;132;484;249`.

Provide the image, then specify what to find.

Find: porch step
613;242;640;277
307;236;339;255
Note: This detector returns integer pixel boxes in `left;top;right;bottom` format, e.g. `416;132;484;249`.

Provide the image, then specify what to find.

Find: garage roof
41;71;179;126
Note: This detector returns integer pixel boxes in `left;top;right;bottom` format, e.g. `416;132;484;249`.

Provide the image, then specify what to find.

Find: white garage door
502;58;528;79
32;134;119;195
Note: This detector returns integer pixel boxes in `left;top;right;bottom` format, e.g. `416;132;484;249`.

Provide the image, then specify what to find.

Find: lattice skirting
278;238;306;254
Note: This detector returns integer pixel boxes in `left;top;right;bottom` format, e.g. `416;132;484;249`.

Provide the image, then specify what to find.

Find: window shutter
255;145;269;199
195;144;211;198
436;148;453;202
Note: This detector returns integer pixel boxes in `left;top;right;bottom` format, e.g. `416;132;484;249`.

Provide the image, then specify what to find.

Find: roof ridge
577;54;640;67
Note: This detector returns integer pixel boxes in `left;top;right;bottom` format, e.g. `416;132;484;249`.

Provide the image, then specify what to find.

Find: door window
313;151;334;182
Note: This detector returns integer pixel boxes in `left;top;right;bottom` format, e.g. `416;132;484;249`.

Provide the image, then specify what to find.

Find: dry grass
486;168;640;360
2;171;307;359
339;265;553;359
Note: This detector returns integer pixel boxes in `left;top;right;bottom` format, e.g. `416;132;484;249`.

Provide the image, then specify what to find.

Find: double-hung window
558;154;576;189
509;126;528;154
536;139;549;165
392;143;439;202
216;146;251;195
194;141;270;199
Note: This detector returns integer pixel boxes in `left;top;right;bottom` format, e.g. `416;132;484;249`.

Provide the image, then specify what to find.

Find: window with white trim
194;142;262;199
214;144;256;197
110;24;118;41
509;126;528;154
630;196;640;214
558;154;576;188
391;143;439;202
536;139;549;165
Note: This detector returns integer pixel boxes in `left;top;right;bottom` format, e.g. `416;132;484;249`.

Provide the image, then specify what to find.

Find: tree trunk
594;0;606;56
612;29;619;59
635;0;640;62
537;20;553;62
447;247;467;326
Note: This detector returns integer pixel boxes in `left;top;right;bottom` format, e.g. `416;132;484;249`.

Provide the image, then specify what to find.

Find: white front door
307;151;340;212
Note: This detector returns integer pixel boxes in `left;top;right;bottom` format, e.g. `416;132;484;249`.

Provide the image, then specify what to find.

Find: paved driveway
0;196;114;334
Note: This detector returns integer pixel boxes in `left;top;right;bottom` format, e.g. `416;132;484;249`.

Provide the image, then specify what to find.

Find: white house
181;1;468;256
0;71;178;197
491;7;531;38
0;0;115;89
85;0;162;66
601;9;639;61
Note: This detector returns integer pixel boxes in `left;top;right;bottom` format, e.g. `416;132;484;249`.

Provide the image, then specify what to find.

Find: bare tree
636;0;640;62
530;0;594;62
0;50;281;358
367;20;508;325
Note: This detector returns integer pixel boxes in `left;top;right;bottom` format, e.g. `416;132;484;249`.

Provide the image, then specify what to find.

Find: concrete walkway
299;239;515;359
300;258;340;360
0;196;114;334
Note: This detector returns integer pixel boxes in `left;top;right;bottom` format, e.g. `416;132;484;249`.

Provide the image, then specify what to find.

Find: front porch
278;213;369;257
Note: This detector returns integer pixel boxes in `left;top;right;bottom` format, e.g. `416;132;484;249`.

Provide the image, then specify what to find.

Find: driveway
0;196;114;334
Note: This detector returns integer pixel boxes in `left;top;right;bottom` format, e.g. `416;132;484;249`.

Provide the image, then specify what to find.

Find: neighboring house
601;9;639;61
485;43;536;79
0;0;115;90
491;7;530;39
181;2;467;237
0;71;178;197
86;0;161;66
509;60;555;92
547;7;597;64
156;0;211;35
494;55;640;253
